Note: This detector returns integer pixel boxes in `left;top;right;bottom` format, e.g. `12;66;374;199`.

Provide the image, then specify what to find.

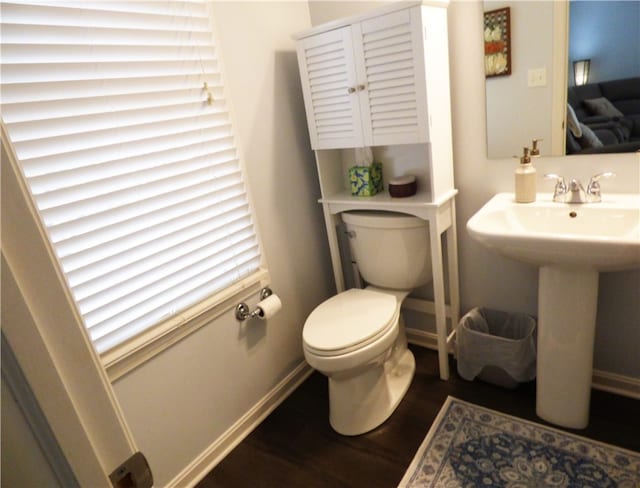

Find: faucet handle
544;173;568;201
587;171;615;187
586;171;615;198
544;173;567;188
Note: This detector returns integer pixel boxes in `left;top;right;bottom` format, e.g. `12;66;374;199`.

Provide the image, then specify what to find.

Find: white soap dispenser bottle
515;147;536;203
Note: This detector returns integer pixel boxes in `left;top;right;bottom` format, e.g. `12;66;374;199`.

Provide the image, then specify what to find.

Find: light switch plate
528;68;547;87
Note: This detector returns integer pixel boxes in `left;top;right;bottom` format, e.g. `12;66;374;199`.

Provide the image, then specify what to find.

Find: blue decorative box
349;162;383;196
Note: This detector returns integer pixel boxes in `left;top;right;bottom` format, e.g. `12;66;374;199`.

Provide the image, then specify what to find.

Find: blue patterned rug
399;397;639;487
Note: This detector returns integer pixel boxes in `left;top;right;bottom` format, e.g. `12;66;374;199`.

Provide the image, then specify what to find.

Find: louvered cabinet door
296;27;364;149
354;8;429;147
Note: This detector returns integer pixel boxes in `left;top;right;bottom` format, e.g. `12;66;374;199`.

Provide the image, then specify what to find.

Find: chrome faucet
544;172;615;203
545;173;568;201
586;171;616;201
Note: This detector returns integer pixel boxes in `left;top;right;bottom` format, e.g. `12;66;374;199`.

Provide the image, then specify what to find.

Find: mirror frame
550;1;568;156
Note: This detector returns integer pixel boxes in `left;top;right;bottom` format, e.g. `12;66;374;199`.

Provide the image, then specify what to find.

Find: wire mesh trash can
455;307;537;388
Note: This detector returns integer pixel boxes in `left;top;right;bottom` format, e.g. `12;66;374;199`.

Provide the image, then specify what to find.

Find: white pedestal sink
467;193;640;428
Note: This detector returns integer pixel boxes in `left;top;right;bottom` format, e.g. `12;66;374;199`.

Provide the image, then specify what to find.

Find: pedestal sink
467;193;640;428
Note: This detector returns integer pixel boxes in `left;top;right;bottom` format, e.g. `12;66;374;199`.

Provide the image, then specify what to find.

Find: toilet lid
303;288;397;354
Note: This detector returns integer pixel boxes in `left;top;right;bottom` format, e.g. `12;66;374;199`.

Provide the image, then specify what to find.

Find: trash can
455;307;537;388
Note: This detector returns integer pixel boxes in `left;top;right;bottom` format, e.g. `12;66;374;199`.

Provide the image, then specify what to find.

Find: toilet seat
303;288;398;357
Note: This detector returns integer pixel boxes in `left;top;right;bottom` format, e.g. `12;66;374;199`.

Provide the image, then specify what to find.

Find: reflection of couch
566;77;640;154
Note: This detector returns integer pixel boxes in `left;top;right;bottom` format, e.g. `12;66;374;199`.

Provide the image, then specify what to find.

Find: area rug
398;396;639;487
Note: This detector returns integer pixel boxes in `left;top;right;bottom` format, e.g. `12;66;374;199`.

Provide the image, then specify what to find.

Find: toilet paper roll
254;294;282;320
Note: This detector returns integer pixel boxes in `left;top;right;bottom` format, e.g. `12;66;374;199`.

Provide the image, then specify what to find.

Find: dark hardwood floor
197;345;640;488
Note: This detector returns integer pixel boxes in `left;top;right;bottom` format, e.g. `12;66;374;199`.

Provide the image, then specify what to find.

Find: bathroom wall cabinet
296;7;433;150
293;1;459;380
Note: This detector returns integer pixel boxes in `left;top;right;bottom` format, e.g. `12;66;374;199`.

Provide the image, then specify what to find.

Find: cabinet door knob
347;86;356;94
357;84;366;91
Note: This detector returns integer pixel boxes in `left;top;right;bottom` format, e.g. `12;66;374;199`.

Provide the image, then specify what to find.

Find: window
1;1;265;363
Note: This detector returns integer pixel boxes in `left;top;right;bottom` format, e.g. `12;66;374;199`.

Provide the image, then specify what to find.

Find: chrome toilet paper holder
235;287;273;321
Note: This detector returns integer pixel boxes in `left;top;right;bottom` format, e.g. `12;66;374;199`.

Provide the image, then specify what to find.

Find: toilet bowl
302;210;431;436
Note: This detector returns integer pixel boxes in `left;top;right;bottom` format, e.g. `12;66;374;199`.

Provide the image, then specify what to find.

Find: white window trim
103;268;270;381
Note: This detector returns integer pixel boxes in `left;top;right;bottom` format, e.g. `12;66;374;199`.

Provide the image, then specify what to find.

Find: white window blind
1;1;263;354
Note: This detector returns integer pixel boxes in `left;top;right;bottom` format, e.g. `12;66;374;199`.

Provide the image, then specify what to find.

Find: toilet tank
342;211;432;290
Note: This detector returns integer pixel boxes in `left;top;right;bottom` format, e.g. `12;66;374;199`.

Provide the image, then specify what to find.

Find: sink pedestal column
536;266;599;429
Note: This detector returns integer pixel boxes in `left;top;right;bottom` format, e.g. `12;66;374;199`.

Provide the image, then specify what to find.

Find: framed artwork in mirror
484;7;511;77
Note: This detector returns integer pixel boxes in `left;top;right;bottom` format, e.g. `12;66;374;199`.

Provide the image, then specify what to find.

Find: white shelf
320;188;458;220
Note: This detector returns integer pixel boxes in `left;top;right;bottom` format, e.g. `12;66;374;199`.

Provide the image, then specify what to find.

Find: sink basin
467;193;640;271
466;193;639;429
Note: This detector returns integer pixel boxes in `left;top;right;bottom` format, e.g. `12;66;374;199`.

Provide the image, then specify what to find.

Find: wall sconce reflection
573;59;591;86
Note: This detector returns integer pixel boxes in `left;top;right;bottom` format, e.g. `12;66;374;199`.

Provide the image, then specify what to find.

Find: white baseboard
167;360;313;488
406;326;440;351
406;326;640;400
592;369;640;399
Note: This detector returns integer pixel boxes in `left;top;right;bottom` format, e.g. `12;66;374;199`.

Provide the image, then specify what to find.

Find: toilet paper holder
235;287;273;321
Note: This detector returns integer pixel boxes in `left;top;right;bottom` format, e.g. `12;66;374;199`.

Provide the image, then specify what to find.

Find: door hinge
109;452;153;488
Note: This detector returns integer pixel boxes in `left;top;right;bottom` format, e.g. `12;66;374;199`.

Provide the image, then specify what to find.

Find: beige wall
111;3;335;486
4;2;638;486
308;0;640;377
113;2;640;482
485;1;555;158
448;1;640;379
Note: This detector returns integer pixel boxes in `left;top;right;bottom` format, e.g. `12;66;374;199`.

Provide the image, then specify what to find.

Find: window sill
103;268;270;382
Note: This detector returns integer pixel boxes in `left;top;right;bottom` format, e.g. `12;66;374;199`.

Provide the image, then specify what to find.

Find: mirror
485;0;640;159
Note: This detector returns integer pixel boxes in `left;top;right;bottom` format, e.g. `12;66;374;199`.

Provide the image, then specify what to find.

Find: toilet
302;210;432;435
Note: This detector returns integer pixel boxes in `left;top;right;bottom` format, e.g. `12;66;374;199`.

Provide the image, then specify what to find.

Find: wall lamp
573;59;591;86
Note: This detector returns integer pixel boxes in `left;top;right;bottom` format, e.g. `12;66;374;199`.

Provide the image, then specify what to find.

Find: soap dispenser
514;147;536;203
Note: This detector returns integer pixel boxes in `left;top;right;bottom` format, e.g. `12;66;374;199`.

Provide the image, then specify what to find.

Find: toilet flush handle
345;230;356;238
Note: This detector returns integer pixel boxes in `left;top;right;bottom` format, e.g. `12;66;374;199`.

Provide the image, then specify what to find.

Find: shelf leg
446;200;460;333
429;221;449;380
322;204;345;293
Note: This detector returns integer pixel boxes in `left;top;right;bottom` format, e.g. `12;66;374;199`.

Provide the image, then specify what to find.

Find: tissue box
349;162;383;196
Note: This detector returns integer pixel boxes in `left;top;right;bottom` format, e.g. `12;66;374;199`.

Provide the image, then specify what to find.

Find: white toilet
302;210;432;436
